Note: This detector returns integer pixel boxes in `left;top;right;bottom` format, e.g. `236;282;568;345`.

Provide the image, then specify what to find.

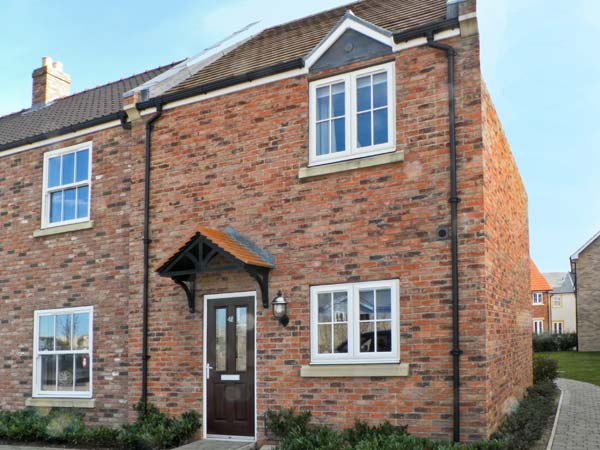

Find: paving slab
551;378;600;450
174;440;254;450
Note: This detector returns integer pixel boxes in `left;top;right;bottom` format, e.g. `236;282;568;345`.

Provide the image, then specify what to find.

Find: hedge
0;402;199;450
532;333;577;352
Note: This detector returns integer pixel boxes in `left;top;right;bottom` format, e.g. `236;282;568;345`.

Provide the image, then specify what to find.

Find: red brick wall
0;11;530;444
123;32;496;442
530;292;550;331
481;83;531;435
0;127;132;425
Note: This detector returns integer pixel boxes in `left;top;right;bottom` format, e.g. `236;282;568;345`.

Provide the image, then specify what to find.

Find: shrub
532;333;577;352
0;403;199;450
533;357;559;384
265;409;508;450
121;402;200;450
492;381;558;450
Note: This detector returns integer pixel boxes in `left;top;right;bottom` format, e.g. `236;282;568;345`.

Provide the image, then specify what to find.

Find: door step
174;439;255;450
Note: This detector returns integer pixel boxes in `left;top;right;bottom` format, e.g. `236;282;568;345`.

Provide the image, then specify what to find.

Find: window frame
310;279;400;365
532;292;544;305
41;142;93;229
308;62;396;166
533;319;544;335
551;295;562;308
32;306;94;399
552;321;564;334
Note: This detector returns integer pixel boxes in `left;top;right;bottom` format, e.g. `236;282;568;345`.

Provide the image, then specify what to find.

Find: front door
206;296;255;437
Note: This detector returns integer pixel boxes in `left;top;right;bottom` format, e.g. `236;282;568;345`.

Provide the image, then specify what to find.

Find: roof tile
531;260;552;292
166;0;447;95
0;63;178;151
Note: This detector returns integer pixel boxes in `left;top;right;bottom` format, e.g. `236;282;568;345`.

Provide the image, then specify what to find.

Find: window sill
299;151;404;180
25;397;95;408
33;220;94;238
300;362;409;378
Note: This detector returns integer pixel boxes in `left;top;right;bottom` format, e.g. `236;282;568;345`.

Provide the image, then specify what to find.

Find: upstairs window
42;143;91;228
552;295;562;308
310;279;399;364
532;292;544;305
309;62;395;165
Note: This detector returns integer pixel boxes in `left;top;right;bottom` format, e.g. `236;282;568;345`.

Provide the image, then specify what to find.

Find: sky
1;0;598;272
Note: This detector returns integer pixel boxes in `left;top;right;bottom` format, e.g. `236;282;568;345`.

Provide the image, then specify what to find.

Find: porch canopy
156;226;274;312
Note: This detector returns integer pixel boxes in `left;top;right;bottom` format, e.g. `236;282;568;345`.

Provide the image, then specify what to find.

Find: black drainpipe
426;34;463;443
141;102;164;414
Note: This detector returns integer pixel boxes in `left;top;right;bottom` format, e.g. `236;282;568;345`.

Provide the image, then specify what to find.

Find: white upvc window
533;319;544;335
552;295;562;308
532;292;544;305
33;306;93;398
309;62;395;166
552;321;564;334
42;142;92;228
310;279;399;364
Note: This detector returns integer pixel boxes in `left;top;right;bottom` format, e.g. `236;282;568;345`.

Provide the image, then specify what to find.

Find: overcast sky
1;0;598;272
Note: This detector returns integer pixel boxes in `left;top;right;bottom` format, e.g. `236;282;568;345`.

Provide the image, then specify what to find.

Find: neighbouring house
543;272;577;334
571;230;600;351
530;260;552;334
0;0;531;444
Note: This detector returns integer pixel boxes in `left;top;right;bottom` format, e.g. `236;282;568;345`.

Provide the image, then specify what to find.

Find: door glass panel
215;308;227;371
235;307;247;372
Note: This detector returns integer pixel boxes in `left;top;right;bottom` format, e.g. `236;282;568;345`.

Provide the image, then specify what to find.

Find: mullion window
311;280;399;364
310;63;393;165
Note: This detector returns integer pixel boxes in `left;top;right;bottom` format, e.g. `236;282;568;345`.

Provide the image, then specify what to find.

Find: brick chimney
32;57;71;106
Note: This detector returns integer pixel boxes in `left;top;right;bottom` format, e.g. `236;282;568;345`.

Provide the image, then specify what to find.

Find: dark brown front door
206;296;255;437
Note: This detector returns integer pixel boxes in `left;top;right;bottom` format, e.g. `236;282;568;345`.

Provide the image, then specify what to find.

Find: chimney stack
32;57;71;106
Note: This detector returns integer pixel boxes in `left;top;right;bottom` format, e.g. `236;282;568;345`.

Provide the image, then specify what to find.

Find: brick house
571;230;600;351
0;0;531;444
530;260;551;334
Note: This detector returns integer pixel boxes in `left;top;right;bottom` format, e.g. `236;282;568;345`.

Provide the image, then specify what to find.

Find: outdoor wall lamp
272;291;289;327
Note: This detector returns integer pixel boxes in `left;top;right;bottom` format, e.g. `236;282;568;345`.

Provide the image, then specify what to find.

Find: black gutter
136;58;305;110
141;102;164;414
394;21;463;442
393;18;459;43
0;112;123;153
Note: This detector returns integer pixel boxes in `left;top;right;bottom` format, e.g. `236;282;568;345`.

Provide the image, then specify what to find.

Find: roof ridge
258;0;360;35
0;61;181;120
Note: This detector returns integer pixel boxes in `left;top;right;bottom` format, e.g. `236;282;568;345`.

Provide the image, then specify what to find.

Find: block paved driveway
552;378;600;450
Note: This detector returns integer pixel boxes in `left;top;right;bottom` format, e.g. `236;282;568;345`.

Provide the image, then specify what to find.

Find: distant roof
531;260;552;292
571;230;600;261
0;63;178;152
164;0;448;96
543;272;575;294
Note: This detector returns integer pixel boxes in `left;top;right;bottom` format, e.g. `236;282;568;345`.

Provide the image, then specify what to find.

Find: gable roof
162;0;448;97
543;272;575;294
530;260;552;292
571;230;600;261
0;63;178;152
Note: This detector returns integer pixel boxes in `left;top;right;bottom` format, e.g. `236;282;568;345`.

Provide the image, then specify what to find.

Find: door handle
206;363;214;380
